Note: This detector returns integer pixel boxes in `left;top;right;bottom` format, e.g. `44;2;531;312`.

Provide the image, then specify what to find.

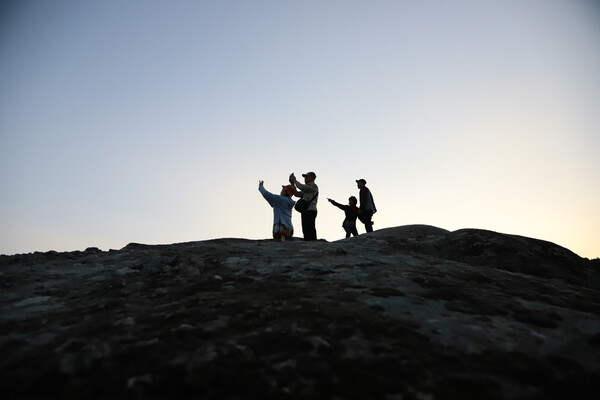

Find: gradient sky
1;0;599;258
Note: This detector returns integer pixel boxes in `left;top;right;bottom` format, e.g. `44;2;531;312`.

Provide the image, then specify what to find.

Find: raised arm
259;183;292;209
259;182;277;206
293;181;317;193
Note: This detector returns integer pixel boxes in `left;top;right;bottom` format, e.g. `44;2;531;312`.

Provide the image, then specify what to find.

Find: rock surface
1;225;599;399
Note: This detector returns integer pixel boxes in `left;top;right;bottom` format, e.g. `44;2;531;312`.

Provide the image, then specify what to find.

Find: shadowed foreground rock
1;225;599;399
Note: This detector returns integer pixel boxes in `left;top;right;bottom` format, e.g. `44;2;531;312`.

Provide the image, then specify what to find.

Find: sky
1;0;599;259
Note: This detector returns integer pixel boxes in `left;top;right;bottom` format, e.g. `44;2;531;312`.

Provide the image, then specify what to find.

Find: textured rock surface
1;225;599;399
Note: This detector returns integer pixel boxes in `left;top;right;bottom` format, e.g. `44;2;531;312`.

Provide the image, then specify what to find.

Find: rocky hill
1;225;599;399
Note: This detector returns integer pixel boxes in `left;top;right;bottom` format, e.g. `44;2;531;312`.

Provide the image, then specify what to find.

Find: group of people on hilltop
258;171;376;242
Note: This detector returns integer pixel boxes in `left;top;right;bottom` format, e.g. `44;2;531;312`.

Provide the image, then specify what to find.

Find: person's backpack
294;193;318;213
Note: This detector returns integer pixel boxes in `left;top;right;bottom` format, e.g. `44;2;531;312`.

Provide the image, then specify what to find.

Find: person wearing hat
289;171;319;241
258;180;296;242
356;178;377;233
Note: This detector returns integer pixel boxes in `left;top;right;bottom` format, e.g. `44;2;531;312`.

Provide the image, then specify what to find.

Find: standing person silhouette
327;196;359;238
290;172;319;241
356;179;376;233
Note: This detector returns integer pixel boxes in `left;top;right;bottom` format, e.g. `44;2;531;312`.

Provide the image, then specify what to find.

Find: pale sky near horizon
1;0;599;258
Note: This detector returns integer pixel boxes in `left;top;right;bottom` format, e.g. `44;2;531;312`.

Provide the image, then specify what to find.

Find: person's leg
303;210;317;241
274;224;293;242
343;226;351;238
364;211;374;233
357;213;367;233
301;213;309;240
283;225;294;241
351;226;359;237
273;224;282;242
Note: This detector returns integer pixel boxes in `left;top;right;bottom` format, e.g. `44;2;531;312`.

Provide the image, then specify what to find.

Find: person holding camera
289;172;319;241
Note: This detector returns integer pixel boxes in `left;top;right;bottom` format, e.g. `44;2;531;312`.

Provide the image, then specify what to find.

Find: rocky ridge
1;225;599;399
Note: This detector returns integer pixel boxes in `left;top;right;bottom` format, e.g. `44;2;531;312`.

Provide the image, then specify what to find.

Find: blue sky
1;0;599;258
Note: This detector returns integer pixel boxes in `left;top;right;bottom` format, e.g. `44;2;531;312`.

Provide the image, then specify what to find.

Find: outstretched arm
327;198;345;210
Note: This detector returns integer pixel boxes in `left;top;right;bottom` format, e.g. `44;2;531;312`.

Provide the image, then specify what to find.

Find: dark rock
0;225;599;399
589;332;600;347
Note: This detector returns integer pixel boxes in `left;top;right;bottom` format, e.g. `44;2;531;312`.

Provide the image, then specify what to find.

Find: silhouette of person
356;179;376;233
327;196;359;238
258;180;296;242
289;172;319;241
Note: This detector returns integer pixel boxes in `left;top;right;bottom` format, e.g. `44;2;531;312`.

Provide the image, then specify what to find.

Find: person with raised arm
258;180;296;242
289;171;319;241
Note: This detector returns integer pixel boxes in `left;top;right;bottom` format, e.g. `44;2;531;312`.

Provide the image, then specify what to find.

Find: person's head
281;185;296;197
302;171;317;183
356;178;366;189
349;196;358;206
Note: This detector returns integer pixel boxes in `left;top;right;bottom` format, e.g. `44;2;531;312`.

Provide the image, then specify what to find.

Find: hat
356;178;367;184
282;185;296;197
302;172;317;178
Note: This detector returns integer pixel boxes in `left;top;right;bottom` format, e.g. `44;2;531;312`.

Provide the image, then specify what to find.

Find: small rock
273;358;297;371
127;374;153;389
116;267;137;275
307;336;331;350
188;345;219;369
202;316;229;332
143;256;176;274
121;282;144;295
175;264;200;276
114;317;136;327
222;257;249;267
14;296;51;307
172;323;194;332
